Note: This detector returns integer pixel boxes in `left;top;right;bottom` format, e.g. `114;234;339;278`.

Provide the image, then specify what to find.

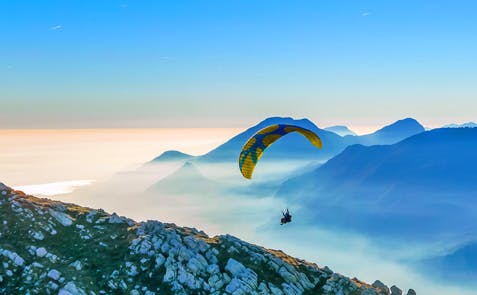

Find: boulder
390;285;402;295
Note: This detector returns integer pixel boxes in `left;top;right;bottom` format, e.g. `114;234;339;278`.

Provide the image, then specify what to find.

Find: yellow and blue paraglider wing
238;124;322;179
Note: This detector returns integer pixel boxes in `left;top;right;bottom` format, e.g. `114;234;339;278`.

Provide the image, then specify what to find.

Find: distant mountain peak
324;125;357;137
198;116;336;162
374;118;424;134
352;118;425;146
147;161;218;194
254;116;318;129
442;122;477;129
150;150;193;162
166;161;205;179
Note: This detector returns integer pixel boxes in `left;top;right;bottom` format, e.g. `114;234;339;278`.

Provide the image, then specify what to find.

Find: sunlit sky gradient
0;128;242;186
1;1;476;129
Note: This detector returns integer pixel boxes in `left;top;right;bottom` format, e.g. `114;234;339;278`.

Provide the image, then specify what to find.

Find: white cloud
361;11;372;17
51;25;63;30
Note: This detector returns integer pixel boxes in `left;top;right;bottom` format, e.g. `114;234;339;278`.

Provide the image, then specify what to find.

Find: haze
0;128;241;186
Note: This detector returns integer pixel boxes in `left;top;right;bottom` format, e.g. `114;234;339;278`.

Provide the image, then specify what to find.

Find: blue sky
1;0;476;129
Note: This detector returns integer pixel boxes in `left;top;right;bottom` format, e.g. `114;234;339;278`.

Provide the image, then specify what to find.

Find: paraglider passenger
281;209;292;225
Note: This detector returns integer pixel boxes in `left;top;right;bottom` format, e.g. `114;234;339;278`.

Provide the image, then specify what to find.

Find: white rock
36;247;47;257
207;264;220;274
70;260;82;271
155;254;165;267
109;213;124;224
86;210;97;223
49;209;73;226
282;283;302;295
47;281;59;290
177;266;199;289
208;274;225;290
225;278;244;294
163;267;175;282
225;258;246;277
1;249;25;266
47;269;61;281
178;246;193;261
268;283;284;295
259;282;270;294
391;285;403;295
13;254;25;266
59;281;87;295
32;231;45;240
279;266;298;283
187;257;205;275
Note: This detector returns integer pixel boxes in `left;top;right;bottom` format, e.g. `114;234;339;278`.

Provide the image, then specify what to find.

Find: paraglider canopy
238;124;322;179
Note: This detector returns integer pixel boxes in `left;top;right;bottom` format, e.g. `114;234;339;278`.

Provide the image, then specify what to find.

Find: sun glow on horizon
13;180;94;197
0;128;243;186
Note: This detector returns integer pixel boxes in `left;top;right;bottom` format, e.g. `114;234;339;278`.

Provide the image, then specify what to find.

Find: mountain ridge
324;126;357;137
442;122;477;129
153;116;425;165
150;151;194;163
0;182;412;294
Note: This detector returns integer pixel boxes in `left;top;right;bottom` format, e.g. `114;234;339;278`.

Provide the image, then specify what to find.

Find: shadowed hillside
278;128;477;239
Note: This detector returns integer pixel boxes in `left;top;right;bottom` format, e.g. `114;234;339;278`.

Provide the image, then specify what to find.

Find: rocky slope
0;182;412;295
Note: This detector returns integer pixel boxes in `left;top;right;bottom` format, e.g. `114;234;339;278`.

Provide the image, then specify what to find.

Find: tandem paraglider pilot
280;209;292;225
238;123;323;227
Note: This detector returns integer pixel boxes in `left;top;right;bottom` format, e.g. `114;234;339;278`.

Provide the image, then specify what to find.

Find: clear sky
1;0;476;130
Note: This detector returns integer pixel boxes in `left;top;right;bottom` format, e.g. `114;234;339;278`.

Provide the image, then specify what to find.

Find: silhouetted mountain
324;125;357;136
198;117;346;163
278;128;477;239
150;150;194;163
421;241;477;282
353;118;425;145
442;122;477;129
151;117;425;168
141;117;427;201
148;162;220;195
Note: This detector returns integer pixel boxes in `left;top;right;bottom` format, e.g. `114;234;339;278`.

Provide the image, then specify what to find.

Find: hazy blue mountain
442;122;477;129
421;241;477;282
351;118;425;146
148;161;221;195
198;117;347;163
278;128;477;239
145;117;425;169
78;116;427;214
150;150;194;163
195;117;424;163
324;125;357;136
143;117;426;198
